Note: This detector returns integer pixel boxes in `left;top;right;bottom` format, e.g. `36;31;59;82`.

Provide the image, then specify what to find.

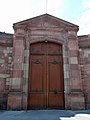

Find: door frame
28;41;65;109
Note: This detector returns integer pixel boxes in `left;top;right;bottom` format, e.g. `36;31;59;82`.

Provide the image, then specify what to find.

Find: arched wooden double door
28;42;64;109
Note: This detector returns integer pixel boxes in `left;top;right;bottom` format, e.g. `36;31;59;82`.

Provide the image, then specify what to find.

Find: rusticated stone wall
0;32;13;109
78;35;90;109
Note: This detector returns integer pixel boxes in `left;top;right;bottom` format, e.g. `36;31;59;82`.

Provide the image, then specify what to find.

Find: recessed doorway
28;42;65;109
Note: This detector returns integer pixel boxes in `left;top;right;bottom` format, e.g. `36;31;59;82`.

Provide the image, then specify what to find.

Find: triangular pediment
13;14;79;30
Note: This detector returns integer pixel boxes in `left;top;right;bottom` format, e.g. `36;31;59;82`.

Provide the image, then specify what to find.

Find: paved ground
0;110;90;120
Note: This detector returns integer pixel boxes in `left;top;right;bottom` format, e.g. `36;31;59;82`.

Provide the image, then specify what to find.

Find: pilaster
7;28;26;110
67;29;85;109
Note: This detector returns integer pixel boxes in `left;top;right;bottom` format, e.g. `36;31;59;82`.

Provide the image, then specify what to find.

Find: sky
0;0;90;35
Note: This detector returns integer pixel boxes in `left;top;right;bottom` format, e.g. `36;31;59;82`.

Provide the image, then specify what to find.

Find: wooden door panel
29;55;43;91
48;63;61;91
30;43;42;54
28;55;45;108
48;56;64;91
48;55;64;108
48;93;64;108
47;43;62;55
29;93;44;108
30;42;47;55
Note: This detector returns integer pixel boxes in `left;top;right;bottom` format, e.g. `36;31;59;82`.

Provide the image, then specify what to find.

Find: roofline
78;34;90;37
47;14;79;27
13;13;47;25
0;32;13;35
13;13;79;28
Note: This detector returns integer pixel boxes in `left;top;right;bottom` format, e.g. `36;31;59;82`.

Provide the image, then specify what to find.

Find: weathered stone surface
0;14;90;110
0;74;10;78
70;57;78;64
7;94;22;110
0;32;13;109
78;35;90;110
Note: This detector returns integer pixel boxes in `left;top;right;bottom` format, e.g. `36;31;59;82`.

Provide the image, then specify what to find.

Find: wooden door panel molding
48;60;62;64
32;59;42;64
48;91;64;94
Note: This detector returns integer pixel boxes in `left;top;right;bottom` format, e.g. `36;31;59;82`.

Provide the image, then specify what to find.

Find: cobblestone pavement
0;110;90;120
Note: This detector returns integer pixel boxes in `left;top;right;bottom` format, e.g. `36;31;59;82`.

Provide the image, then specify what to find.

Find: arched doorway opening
28;41;65;109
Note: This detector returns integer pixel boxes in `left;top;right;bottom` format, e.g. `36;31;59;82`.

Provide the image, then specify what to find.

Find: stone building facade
0;14;90;110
